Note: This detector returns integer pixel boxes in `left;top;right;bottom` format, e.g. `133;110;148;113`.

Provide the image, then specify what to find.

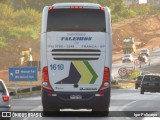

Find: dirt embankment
112;14;160;53
0;14;160;74
0;40;40;70
0;15;160;70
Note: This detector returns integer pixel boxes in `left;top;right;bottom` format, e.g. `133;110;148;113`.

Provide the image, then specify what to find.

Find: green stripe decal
72;61;98;84
83;61;98;84
72;61;92;84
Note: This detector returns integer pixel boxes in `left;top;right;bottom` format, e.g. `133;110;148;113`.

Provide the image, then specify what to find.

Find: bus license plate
70;95;82;100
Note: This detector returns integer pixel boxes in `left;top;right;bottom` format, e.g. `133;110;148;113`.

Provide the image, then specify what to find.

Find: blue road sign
9;67;38;82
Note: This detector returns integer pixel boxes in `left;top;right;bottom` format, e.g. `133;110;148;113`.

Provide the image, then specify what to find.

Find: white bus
40;3;112;116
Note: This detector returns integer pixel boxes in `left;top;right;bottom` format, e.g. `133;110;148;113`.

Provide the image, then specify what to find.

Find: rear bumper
135;83;140;87
0;106;11;118
0;105;11;111
141;87;160;92
42;88;110;111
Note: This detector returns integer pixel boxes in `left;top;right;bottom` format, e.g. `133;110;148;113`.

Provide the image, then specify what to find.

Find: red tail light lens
49;6;54;10
43;67;49;82
99;67;110;91
103;67;110;82
2;93;9;102
99;7;104;11
42;66;54;91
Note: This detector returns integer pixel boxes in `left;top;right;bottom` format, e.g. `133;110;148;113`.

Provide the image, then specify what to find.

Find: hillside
0;14;160;70
112;14;160;53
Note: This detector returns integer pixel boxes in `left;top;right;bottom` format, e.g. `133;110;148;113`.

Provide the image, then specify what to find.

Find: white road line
142;117;160;120
30;106;42;111
118;100;137;111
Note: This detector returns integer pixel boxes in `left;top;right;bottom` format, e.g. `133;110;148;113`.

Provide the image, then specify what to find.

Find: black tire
43;106;59;116
140;89;144;94
92;107;109;116
92;110;109;117
2;118;11;120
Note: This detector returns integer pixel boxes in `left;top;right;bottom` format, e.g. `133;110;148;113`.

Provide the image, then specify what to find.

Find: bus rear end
40;3;112;115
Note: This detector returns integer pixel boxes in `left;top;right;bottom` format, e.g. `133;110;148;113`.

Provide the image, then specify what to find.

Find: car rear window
137;76;143;80
124;55;130;57
143;75;160;82
0;82;4;92
47;9;106;32
141;50;147;52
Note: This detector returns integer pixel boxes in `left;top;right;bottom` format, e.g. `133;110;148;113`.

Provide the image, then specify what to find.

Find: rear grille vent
51;49;101;60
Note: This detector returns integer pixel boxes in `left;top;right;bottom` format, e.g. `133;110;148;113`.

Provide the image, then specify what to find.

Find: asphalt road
8;48;160;120
10;88;160;120
112;48;160;76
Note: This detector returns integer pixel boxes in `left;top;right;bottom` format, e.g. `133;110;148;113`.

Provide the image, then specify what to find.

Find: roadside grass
12;90;41;99
111;80;135;89
17;90;41;95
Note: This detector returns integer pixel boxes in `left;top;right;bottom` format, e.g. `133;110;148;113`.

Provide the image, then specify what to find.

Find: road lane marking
118;100;137;111
142;117;160;120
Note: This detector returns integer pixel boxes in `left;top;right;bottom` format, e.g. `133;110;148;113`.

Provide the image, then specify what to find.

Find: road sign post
118;67;127;77
8;67;38;94
9;67;38;82
15;82;18;94
30;81;32;93
134;59;140;68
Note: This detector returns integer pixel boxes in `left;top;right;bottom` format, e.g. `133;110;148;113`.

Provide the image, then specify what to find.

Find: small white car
122;54;134;63
140;49;150;56
0;79;15;120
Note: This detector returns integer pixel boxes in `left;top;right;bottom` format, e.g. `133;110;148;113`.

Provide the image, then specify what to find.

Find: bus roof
52;3;102;8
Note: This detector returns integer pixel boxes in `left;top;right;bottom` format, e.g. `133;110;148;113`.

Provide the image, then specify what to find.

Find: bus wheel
43;107;59;116
140;89;144;94
92;108;109;116
92;110;109;116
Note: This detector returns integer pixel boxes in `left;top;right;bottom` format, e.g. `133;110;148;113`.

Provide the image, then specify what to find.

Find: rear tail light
49;6;54;10
99;7;104;11
2;92;9;102
99;67;110;91
42;66;54;91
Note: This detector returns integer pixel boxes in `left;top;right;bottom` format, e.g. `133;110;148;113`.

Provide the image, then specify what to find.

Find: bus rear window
47;9;106;32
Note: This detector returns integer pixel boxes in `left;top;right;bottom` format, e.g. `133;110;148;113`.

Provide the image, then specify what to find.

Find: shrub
129;70;142;80
0;37;7;47
0;3;41;47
